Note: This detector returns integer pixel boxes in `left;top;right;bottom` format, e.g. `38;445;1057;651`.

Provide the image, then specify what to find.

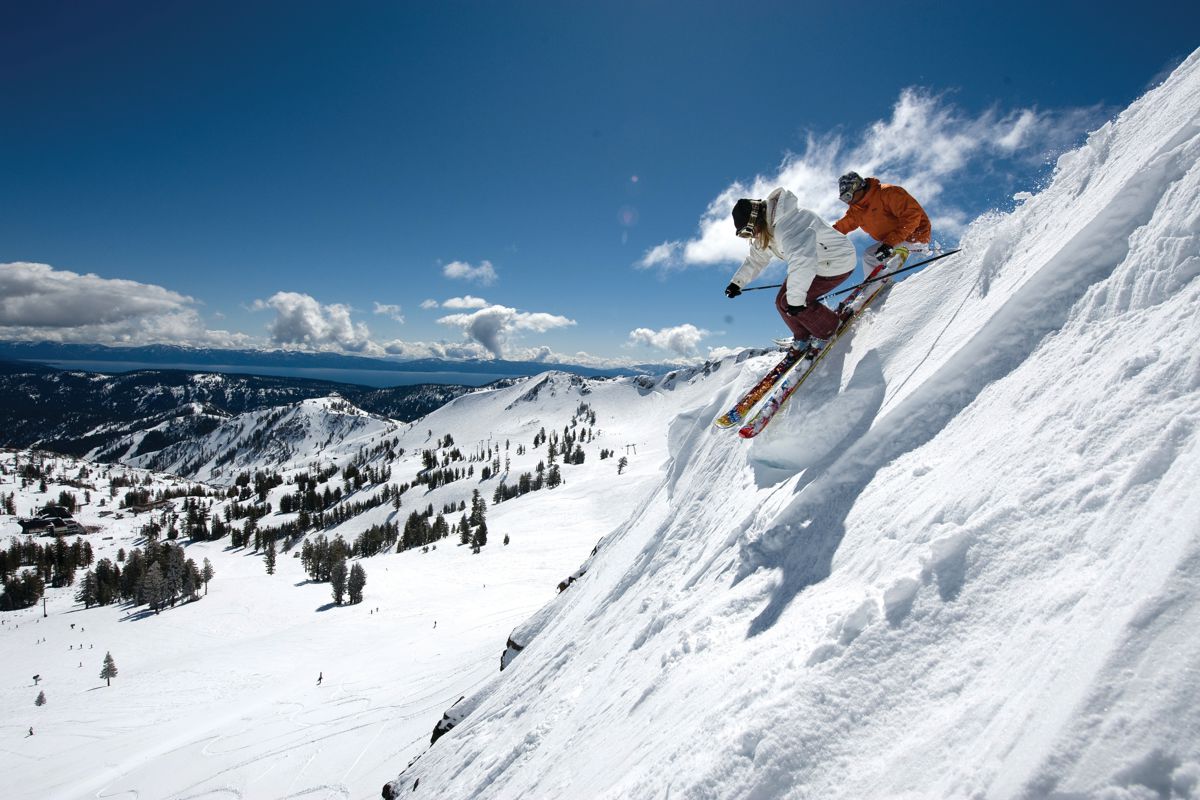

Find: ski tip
714;411;742;428
737;425;756;439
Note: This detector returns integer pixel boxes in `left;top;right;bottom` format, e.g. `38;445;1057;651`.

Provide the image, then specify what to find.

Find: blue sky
2;1;1196;366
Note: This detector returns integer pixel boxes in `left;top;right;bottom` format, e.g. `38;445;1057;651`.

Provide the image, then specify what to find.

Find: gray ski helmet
732;199;764;238
838;171;866;203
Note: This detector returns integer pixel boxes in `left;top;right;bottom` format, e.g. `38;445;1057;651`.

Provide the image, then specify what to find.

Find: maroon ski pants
775;270;853;340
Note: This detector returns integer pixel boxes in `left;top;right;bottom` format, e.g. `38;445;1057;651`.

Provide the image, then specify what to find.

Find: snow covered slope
0;364;741;798
386;51;1200;798
121;395;403;483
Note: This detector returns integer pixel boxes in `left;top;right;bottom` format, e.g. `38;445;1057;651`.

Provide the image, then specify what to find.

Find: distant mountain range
0;359;478;457
0;341;677;380
0;341;683;464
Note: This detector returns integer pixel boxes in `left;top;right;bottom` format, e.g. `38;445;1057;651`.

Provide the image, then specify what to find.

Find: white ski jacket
729;188;856;305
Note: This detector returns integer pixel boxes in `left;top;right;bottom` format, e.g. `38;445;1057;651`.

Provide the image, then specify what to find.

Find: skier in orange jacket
833;172;931;272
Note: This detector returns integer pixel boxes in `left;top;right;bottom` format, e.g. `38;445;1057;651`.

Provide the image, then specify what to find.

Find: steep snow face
389;52;1200;798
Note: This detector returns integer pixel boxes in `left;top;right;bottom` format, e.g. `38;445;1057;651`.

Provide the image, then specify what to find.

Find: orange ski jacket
832;178;931;246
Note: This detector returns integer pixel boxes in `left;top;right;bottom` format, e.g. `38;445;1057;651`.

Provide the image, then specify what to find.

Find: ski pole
737;249;960;295
820;249;961;299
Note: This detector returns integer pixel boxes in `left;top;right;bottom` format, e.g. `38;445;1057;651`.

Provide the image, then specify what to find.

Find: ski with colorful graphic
713;347;806;428
714;260;892;430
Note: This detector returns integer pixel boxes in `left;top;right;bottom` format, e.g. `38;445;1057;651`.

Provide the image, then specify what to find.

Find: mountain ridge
0;360;472;457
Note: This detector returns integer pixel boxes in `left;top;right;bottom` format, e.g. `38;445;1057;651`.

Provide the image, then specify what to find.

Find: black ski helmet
732;199;764;238
838;172;866;203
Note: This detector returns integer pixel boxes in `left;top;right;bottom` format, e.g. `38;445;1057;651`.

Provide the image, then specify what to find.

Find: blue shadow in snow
740;349;886;637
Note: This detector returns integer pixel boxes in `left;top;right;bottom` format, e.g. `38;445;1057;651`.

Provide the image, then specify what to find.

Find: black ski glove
725;283;741;298
785;303;806;315
876;243;893;262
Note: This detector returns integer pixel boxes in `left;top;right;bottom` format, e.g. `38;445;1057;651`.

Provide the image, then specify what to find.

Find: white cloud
994;109;1038;152
437;304;575;359
523;345;554;363
0;261;247;347
420;299;441;310
639;242;681;269
252;292;373;352
443;260;498;285
626;323;710;358
441;295;490;310
703;346;746;361
372;302;404;323
372;340;683;370
639;89;1102;269
380;339;492;360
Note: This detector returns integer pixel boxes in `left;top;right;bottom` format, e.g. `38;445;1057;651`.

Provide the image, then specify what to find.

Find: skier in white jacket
724;188;856;351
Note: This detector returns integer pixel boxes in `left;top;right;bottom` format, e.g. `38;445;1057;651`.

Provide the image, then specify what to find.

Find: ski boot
773;336;823;359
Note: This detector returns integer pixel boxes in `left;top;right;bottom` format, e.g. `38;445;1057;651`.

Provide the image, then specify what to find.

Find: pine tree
141;563;166;613
77;570;98;609
202;558;214;595
331;557;348;605
164;545;185;606
100;652;118;686
469;490;486;527
347;563;366;604
618;456;628;475
35;691;46;706
184;559;202;601
264;536;277;575
472;520;488;552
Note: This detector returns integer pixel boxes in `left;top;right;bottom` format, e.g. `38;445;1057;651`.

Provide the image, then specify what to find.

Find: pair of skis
714;275;890;437
714;249;958;438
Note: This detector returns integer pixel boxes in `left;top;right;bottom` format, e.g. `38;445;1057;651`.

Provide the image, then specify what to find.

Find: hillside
0;362;738;798
383;51;1200;798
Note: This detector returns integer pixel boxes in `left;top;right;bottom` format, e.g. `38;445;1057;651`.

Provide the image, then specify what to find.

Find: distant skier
28;727;33;737
725;188;857;353
832;172;932;273
317;672;323;686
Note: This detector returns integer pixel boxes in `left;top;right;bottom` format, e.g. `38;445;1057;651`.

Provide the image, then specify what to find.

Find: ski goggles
838;175;865;204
